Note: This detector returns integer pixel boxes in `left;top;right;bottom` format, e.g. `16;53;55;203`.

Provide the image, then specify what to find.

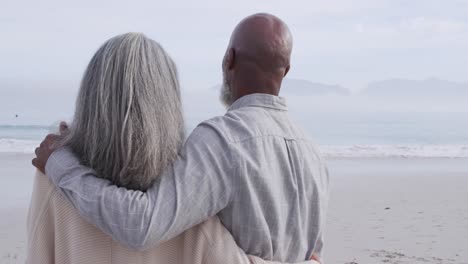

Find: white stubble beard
220;69;234;108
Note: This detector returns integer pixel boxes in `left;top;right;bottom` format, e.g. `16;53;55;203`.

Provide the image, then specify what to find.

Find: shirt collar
228;93;288;112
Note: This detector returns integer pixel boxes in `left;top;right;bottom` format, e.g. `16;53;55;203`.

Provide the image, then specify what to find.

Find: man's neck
233;82;281;102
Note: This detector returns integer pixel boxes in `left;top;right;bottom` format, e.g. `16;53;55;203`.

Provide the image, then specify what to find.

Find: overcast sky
1;0;468;124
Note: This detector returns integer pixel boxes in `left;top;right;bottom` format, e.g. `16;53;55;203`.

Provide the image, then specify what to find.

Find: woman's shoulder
28;171;57;222
27;171;61;263
32;171;56;195
28;170;90;235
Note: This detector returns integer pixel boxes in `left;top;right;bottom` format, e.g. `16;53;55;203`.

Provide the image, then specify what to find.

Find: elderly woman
26;33;315;264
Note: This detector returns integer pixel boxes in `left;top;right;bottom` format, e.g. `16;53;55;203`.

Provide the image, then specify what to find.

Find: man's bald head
221;13;293;107
229;13;293;72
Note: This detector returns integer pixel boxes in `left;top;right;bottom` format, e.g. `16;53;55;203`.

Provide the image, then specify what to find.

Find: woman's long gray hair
63;33;184;191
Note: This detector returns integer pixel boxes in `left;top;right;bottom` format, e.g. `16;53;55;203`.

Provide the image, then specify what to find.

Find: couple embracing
29;13;329;264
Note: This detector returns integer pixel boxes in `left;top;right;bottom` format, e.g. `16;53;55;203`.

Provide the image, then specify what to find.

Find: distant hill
361;78;468;97
280;79;350;96
211;78;350;96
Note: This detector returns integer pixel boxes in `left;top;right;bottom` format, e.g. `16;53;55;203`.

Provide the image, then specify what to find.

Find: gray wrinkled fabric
45;93;330;262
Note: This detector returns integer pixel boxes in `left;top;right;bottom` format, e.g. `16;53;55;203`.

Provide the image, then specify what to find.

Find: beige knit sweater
27;172;317;264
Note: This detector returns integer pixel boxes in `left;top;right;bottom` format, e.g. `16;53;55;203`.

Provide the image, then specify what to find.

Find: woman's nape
62;32;184;191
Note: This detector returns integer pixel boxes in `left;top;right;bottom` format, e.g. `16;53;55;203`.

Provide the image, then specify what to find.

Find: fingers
310;254;320;263
47;133;60;140
32;133;60;172
45;134;57;141
44;133;61;148
32;158;45;173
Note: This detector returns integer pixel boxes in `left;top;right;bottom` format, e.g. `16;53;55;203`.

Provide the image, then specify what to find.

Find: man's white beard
220;72;234;108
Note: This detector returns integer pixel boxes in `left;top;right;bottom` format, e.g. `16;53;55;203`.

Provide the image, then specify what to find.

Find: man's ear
284;65;291;77
226;48;236;70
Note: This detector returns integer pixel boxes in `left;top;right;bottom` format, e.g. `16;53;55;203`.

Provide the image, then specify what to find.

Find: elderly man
33;13;330;262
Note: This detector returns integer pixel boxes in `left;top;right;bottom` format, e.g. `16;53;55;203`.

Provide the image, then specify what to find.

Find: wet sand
326;158;468;264
1;153;467;264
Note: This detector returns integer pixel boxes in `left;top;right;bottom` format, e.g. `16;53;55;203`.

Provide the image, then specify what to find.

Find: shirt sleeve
45;122;236;250
313;162;330;264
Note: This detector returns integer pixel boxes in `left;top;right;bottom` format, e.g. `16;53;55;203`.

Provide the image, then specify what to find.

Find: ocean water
294;112;468;158
1;112;467;158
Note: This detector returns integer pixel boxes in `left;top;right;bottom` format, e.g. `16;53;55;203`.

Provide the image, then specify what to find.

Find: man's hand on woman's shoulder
32;121;69;173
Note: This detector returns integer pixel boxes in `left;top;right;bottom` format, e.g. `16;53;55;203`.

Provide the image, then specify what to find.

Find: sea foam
0;138;41;154
2;138;468;158
321;144;468;158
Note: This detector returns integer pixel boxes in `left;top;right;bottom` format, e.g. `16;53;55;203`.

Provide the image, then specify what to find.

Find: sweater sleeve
27;171;57;264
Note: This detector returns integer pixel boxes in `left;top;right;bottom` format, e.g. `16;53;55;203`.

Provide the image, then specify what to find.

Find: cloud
407;17;467;34
354;17;468;36
1;0;467;98
349;17;468;51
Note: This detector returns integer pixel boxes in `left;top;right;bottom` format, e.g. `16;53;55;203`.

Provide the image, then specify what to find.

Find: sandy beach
1;153;467;264
326;158;468;264
0;153;34;264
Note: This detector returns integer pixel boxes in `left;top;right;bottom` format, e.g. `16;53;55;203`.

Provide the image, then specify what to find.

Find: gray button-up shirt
45;93;330;262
